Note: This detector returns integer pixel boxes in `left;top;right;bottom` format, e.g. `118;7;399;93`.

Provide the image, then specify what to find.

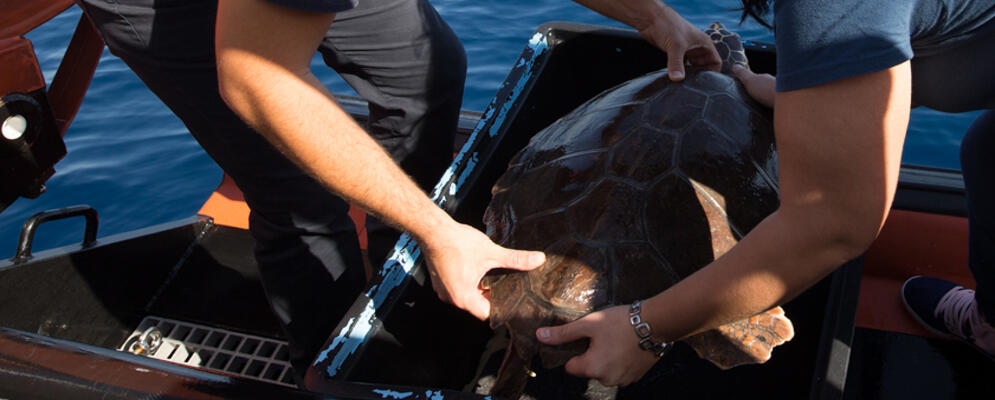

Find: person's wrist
632;1;672;35
629;300;671;358
407;204;451;242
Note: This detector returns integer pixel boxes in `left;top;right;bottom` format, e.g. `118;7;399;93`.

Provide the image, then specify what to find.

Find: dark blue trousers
78;0;466;378
961;111;995;321
911;22;995;321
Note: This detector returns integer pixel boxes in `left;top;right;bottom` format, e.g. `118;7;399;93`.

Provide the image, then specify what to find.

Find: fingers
562;347;630;388
564;353;596;380
690;45;723;72
665;34;720;81
731;63;753;80
536;320;603;380
430;264;490;320
495;247;545;271
666;51;687;81
463;293;490;320
731;64;776;108
431;272;490;320
740;69;777;87
536;319;588;346
421;223;547;321
537;308;653;387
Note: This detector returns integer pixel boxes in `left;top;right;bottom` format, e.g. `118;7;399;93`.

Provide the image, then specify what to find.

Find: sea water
0;0;979;256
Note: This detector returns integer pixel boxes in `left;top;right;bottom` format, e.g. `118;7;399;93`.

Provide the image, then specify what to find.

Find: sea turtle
481;22;793;399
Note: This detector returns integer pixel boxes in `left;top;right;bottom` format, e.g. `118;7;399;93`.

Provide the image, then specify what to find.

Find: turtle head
705;21;749;74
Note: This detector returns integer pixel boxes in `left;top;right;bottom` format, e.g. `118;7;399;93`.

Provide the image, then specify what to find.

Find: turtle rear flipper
684;306;795;369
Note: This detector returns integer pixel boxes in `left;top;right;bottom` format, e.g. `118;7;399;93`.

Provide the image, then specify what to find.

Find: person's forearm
219;59;450;242
641;64;912;344
214;0;546;320
642;204;874;343
572;0;671;31
214;4;450;244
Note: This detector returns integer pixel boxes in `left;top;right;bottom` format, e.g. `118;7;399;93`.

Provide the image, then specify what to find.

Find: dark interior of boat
2;8;993;400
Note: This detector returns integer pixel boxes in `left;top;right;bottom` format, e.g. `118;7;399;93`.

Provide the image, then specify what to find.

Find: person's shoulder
773;0;914;91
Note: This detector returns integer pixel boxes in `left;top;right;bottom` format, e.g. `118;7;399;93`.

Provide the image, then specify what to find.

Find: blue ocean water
0;1;980;257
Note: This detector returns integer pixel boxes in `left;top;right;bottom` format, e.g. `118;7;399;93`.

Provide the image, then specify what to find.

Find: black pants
77;0;466;379
911;21;995;321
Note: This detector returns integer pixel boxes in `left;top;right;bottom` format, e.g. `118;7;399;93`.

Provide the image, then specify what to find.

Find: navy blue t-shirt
774;0;995;91
265;0;358;13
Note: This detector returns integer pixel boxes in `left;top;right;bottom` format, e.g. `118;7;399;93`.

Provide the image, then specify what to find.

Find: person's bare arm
572;0;721;80
214;0;544;319
537;62;912;386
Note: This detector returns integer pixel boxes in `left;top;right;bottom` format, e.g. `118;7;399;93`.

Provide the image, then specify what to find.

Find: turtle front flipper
683;306;795;369
705;21;749;73
491;338;532;400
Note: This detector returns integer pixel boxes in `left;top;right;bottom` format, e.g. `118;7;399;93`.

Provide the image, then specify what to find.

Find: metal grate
119;316;296;387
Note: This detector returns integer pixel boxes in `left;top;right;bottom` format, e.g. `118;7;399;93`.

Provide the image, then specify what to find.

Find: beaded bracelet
628;300;671;358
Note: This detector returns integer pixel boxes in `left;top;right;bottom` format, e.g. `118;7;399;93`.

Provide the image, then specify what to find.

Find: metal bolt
2;115;27;140
129;326;164;356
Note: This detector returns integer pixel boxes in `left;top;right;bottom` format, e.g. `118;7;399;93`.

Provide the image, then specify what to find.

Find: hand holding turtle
535;305;659;387
637;5;722;81
419;222;546;320
732;64;775;108
572;0;721;81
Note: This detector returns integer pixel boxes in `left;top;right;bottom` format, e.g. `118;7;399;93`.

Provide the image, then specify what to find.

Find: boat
2;2;992;399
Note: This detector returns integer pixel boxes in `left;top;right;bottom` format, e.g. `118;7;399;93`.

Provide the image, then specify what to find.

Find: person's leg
78;0;365;380
901;110;995;357
901;21;995;356
961;110;995;320
316;0;467;269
